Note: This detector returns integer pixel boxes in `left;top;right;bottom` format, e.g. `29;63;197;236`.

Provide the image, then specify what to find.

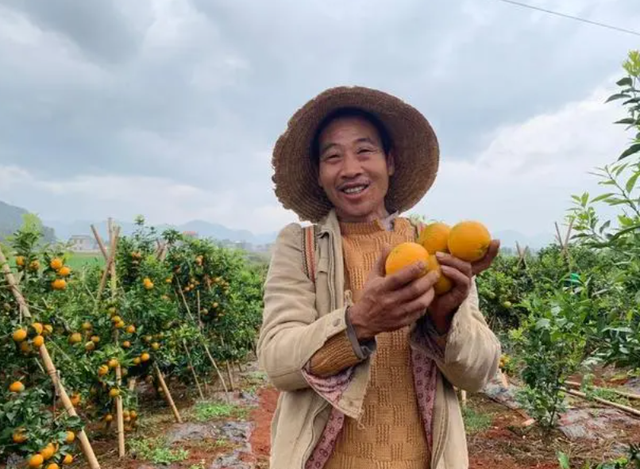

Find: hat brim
272;86;439;223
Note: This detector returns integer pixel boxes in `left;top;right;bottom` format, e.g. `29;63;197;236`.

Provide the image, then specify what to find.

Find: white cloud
409;82;630;236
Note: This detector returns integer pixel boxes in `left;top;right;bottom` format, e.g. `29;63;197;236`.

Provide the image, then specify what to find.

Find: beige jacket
257;209;501;469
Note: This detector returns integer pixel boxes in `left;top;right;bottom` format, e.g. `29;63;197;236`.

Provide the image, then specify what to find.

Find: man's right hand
347;245;440;341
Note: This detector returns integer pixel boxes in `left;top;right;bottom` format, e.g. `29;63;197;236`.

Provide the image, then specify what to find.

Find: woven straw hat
272;86;439;222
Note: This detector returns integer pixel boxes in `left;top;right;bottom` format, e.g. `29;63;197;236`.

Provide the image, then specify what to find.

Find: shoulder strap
302;225;318;284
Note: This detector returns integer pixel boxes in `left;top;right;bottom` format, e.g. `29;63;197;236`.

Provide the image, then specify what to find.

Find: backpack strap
302;224;318;284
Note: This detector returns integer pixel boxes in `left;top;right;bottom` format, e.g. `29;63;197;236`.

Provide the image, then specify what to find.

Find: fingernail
417;261;426;270
435;252;445;259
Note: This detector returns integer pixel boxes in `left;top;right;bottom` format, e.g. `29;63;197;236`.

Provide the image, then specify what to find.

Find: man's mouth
340;184;370;195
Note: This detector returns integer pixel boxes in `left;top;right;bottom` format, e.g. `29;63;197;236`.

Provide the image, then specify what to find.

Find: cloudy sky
0;0;638;238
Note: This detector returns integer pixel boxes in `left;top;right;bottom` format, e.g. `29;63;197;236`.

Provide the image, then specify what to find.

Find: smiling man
258;86;502;469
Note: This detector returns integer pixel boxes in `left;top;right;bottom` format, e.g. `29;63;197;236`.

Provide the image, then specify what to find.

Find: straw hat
272;86;439;222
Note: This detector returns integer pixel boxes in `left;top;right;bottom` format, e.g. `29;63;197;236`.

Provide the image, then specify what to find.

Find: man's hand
347;245;440;341
428;240;501;334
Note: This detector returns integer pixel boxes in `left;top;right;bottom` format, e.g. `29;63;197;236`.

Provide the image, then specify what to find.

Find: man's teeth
343;185;367;194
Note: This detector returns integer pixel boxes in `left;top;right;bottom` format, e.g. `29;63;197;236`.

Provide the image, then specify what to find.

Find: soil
9;364;638;469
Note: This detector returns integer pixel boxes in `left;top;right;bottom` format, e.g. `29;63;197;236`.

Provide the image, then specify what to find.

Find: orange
70;394;81;406
85;341;95;351
62;454;73;465
108;358;119;369
109;388;120;398
65;431;75;444
32;335;44;347
384;242;429;277
425;255;454;295
13;328;28;342
448;221;491;262
122;340;131;348
51;279;67;291
133;357;141;365
69;333;82;344
104;414;114;422
20;342;32;354
43;325;53;336
140;352;151;362
32;323;44;335
98;365;109;376
29;260;40;272
40;443;55;460
13;428;28;443
91;335;100;343
82;322;92;331
115;321;125;329
16;255;25;267
28;454;44;468
9;381;25;393
126;325;136;334
417;222;451;254
50;258;63;270
58;266;71;277
46;464;60;469
151;342;160;351
111;315;121;324
130;410;138;419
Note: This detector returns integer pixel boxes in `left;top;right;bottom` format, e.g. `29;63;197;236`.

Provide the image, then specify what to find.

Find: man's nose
340;153;363;178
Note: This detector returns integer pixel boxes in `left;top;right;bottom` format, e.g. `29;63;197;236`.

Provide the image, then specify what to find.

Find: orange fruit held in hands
425;255;453;295
417;222;451;254
385;242;429;277
448;221;492;262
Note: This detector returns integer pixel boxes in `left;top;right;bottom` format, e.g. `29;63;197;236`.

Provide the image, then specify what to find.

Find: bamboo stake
107;220;125;459
566;381;640;400
175;278;230;401
562;387;640;418
95;228;119;308
90;225;109;260
0;249;101;469
183;341;205;400
225;361;236;391
155;364;182;423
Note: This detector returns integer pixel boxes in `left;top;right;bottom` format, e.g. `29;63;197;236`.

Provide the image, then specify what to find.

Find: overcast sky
0;0;638;237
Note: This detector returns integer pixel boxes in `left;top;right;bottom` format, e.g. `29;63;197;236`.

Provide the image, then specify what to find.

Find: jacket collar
317;208;401;235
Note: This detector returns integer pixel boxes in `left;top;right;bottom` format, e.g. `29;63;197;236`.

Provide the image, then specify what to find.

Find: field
1;51;639;469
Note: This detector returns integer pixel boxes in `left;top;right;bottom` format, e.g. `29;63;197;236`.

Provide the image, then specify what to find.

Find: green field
65;252;105;270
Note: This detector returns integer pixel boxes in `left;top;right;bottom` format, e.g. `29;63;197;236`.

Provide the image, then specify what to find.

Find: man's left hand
427;240;501;334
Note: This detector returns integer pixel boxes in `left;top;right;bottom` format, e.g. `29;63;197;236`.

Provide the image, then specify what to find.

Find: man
257;86;501;469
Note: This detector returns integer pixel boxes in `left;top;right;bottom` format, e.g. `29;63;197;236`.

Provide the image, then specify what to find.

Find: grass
190;400;248;422
462;406;493;435
65;252;105;270
128;436;189;465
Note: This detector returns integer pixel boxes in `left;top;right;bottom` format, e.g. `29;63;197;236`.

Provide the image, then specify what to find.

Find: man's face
317;115;395;222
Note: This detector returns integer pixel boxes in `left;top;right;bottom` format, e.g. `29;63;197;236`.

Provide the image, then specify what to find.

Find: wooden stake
175;277;230;402
155;364;182;423
183;341;205;400
95;227;119;308
90;225;109;260
562;387;640;418
566;381;640;400
107;220;125;458
0;249;101;469
225;361;236;391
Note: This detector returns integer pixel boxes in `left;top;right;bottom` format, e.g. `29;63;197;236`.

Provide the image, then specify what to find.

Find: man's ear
387;150;396;176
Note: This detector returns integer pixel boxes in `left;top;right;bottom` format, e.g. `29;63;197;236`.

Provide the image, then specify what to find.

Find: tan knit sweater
309;217;430;469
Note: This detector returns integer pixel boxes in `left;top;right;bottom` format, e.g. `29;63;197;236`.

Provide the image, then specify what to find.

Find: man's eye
358;148;373;154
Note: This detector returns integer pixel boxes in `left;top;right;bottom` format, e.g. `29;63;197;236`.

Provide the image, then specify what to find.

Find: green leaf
623;97;640;105
606;93;631;103
617;77;633;87
619;144;640;161
581;192;589;207
615;118;636;125
591;192;615;203
627;172;640;193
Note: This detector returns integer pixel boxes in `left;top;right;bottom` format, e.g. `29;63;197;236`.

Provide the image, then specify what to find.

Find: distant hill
44;218;278;246
0;201;56;243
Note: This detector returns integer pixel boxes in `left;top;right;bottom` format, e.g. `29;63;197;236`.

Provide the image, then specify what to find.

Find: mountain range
1;200;555;251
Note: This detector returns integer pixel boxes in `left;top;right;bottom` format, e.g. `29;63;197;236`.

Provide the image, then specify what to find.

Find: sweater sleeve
307;308;376;377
